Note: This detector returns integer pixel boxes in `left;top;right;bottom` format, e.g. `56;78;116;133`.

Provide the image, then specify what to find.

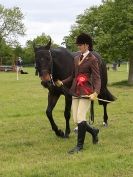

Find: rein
49;50;55;86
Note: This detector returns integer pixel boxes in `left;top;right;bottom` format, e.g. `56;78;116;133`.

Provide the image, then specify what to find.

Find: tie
80;54;84;61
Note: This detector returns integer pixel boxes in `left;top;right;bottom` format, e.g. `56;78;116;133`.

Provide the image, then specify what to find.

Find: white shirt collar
82;50;89;59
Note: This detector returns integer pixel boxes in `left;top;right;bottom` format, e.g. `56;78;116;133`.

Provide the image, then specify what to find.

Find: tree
22;33;59;64
64;0;133;84
0;4;25;45
0;4;25;64
95;0;133;84
0;38;14;65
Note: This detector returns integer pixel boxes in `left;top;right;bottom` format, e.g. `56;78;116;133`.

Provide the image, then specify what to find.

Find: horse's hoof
55;129;65;138
64;131;70;138
89;121;94;125
103;122;108;127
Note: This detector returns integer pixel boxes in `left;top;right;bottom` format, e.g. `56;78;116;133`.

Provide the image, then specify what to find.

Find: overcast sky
0;0;102;46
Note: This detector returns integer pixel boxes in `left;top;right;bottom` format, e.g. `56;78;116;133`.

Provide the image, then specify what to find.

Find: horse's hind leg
89;101;94;124
64;95;72;138
103;103;108;127
46;92;64;138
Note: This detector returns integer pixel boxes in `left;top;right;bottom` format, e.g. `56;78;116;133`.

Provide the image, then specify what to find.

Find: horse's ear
45;38;51;50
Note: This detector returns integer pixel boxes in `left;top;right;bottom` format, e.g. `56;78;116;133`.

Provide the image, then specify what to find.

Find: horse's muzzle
41;80;52;88
40;76;50;81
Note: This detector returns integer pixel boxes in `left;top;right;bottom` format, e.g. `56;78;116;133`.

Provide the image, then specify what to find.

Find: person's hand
89;92;98;101
55;80;63;87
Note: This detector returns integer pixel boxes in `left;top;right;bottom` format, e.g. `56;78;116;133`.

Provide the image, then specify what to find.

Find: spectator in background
16;57;23;70
55;33;100;154
16;57;28;74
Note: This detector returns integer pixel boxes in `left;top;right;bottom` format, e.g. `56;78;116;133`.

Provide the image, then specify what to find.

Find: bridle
35;49;55;86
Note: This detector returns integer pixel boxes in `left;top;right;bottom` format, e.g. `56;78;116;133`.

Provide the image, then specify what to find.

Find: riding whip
73;95;113;103
60;85;112;103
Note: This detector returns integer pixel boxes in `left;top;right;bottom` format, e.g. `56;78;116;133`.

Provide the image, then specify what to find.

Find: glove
89;92;98;101
55;80;63;87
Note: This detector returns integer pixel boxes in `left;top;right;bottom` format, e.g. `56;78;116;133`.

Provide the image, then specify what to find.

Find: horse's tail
98;88;117;105
99;59;117;105
94;52;117;105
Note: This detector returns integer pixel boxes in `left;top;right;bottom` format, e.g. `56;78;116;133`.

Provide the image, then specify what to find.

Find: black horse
34;40;73;138
34;39;116;138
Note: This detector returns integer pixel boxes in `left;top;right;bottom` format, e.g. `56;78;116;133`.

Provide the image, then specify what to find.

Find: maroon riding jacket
62;52;101;97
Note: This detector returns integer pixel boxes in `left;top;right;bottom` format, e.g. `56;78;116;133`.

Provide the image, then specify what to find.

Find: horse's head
34;39;54;88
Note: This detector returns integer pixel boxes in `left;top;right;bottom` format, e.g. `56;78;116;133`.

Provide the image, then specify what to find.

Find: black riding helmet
76;33;93;51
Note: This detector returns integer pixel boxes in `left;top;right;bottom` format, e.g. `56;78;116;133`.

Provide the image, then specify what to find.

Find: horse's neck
51;49;74;80
50;50;64;79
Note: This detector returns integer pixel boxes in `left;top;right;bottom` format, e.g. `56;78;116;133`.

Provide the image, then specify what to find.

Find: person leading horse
55;33;101;154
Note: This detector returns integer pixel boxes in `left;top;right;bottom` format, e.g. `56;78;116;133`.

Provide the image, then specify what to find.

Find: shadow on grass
109;80;133;87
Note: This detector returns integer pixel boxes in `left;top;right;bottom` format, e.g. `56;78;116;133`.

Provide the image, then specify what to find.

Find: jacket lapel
78;53;92;65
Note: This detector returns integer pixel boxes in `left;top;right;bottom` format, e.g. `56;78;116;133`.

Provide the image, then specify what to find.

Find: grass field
0;65;133;177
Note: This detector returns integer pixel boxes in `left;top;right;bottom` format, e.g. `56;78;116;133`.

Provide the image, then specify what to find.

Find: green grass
0;65;133;177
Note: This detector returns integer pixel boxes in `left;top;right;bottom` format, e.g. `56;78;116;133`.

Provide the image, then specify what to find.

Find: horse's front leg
103;103;108;127
46;92;65;138
64;95;72;138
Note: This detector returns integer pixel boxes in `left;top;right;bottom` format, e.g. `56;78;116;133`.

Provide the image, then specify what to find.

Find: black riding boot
68;121;86;154
85;122;99;144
